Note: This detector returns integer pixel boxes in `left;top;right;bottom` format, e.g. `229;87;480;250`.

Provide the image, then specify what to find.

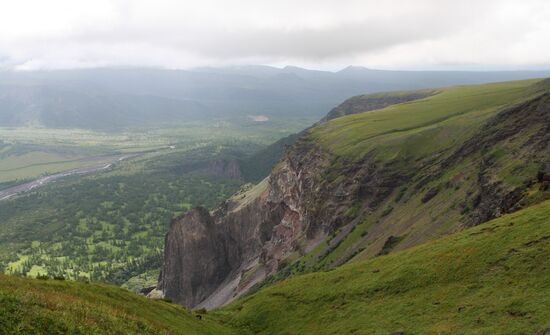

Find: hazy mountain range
1;66;550;129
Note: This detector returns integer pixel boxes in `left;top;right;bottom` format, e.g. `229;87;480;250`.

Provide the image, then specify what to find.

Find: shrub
381;206;394;217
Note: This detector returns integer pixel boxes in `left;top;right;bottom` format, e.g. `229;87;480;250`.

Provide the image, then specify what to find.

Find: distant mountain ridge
0;84;207;129
1;66;550;129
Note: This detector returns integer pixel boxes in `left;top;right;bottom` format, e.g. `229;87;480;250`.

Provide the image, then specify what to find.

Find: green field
0;119;304;185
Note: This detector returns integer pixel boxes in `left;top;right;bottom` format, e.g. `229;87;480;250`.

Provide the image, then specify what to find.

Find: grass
0;274;236;335
0;184;548;335
2;78;549;334
219;200;550;335
311;79;544;160
121;269;160;293
229;179;269;212
0;150;116;183
294;78;550;267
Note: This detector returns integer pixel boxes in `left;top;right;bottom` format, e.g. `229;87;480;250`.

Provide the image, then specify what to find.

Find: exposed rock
158;135;414;308
146;288;164;300
538;163;550;182
158;90;550;309
140;286;156;296
173;157;243;180
202;159;242;180
377;235;403;256
467;95;550;225
158;139;329;308
421;187;439;203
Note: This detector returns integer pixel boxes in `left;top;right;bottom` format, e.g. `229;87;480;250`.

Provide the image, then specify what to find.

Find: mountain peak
338;65;372;73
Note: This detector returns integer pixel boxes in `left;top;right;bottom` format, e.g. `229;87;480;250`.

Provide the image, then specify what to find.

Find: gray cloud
0;0;549;70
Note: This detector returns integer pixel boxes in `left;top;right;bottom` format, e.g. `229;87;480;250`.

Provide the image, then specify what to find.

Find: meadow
0;118;304;184
0;273;236;335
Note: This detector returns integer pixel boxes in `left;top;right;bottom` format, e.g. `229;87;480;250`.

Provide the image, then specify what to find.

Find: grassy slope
294;78;550;268
220;200;550;335
0;274;236;335
2;200;547;335
311;79;542;159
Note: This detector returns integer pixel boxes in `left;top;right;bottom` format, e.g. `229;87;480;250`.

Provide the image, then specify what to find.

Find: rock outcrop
158;135;424;308
202;159;242;180
158;87;550;310
157;139;336;308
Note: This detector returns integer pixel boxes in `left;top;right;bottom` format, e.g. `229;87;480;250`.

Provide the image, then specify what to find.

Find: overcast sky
0;0;549;71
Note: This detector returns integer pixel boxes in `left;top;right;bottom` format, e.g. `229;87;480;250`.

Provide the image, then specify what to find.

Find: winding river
0;155;132;201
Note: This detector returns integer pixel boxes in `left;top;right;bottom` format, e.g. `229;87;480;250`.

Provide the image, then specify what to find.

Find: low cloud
0;0;549;70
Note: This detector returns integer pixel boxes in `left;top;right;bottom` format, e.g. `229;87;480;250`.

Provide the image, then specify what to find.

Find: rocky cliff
157;79;550;309
157;139;334;308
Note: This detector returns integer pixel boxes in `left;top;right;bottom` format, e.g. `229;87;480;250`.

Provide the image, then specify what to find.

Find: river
0;155;133;201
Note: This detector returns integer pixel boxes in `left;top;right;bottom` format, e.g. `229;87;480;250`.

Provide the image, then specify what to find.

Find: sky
0;0;549;71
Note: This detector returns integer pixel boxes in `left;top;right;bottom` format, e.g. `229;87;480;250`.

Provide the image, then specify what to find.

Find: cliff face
158;136;423;308
158;208;232;307
157;140;336;308
158;81;550;309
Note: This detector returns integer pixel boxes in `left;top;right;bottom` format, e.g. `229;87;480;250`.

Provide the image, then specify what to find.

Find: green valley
2;2;550;334
1;73;549;335
0;119;306;287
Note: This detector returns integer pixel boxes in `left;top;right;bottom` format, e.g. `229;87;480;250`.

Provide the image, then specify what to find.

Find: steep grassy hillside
320;89;435;122
0;274;236;335
298;78;550;269
2;200;548;334
220;200;550;335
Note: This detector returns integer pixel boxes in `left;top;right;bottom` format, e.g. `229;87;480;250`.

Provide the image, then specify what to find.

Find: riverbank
0;155;133;201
